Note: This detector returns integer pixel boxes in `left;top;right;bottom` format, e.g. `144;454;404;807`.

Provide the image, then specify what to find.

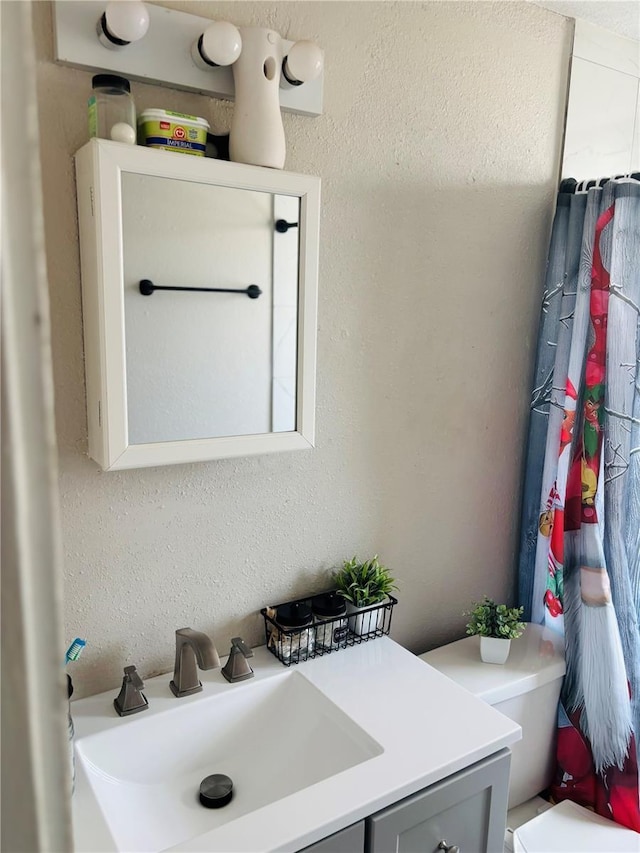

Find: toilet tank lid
419;623;566;705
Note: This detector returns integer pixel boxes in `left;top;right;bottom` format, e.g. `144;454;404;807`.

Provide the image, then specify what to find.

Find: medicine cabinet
75;139;320;470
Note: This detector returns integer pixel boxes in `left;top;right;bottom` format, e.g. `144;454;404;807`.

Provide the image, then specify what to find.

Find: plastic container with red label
138;109;210;156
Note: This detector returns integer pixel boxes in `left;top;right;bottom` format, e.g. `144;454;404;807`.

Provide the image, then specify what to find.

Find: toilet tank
420;623;565;810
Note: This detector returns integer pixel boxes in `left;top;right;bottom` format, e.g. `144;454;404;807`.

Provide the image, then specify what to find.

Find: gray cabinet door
367;749;510;853
298;820;365;853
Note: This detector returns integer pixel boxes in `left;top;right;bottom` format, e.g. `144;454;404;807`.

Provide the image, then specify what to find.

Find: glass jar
88;74;136;144
311;592;348;651
272;602;315;664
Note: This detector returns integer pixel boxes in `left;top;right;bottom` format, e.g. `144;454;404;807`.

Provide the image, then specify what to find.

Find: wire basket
261;593;397;667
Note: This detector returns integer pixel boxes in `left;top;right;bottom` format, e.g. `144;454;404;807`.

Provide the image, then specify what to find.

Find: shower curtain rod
560;172;640;193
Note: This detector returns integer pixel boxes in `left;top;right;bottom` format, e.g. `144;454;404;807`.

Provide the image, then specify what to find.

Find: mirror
122;176;299;443
75;140;320;469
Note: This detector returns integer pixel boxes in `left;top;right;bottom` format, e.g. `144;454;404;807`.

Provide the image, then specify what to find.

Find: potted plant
465;597;525;664
334;555;397;636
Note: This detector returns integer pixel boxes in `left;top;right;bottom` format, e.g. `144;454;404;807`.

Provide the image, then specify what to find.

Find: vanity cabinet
299;749;510;853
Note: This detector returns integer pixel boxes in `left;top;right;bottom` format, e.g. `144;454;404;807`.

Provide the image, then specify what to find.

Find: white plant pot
345;600;385;637
480;636;511;665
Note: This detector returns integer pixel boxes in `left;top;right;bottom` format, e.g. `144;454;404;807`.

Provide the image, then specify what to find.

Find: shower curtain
518;179;640;831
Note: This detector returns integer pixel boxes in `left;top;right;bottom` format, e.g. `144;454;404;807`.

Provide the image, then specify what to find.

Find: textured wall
34;1;571;698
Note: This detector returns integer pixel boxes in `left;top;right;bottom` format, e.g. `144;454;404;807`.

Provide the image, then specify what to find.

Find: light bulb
99;1;149;48
282;40;323;87
192;22;242;70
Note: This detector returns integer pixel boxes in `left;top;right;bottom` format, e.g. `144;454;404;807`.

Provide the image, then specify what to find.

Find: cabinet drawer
367;749;510;853
298;820;365;853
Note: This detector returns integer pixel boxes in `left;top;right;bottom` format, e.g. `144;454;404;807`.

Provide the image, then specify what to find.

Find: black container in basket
261;592;397;667
312;592;348;652
270;602;315;664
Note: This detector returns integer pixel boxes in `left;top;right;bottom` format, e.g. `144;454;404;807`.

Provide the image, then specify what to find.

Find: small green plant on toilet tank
334;556;397;636
465;597;525;665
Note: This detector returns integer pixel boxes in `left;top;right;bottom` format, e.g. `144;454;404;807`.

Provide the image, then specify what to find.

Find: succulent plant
465;597;525;640
334;555;397;608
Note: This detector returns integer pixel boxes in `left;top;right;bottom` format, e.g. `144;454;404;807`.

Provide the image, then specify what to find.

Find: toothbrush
64;638;86;665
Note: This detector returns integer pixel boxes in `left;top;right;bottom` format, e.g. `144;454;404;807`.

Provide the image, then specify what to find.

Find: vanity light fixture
97;1;150;49
54;1;325;165
55;3;323;117
281;40;324;88
191;21;242;71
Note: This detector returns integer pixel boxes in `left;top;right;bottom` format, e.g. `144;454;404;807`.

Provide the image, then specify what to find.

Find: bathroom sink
75;670;382;853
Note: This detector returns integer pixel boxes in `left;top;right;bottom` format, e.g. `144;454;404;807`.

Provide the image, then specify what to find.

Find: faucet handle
221;638;254;683
230;637;254;658
124;664;144;690
114;665;148;716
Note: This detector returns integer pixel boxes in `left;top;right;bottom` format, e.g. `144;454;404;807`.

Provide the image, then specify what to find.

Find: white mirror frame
75;139;320;470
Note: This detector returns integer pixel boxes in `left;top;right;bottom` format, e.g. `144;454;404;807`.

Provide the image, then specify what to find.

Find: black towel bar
139;279;262;299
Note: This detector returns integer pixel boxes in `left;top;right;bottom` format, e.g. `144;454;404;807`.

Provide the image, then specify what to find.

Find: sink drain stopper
199;774;233;809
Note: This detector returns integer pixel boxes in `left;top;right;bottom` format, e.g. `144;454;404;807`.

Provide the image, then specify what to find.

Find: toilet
420;623;640;852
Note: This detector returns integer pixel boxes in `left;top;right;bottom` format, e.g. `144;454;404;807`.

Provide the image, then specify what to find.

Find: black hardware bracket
275;219;299;233
139;279;262;299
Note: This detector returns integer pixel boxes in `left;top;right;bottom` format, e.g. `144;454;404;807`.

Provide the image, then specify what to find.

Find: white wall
562;19;640;178
34;1;572;698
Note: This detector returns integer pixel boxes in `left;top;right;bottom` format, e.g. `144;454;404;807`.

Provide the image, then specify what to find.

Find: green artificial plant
465;597;525;640
334;555;397;608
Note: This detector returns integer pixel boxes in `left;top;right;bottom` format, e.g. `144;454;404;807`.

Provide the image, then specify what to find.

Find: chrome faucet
169;627;221;698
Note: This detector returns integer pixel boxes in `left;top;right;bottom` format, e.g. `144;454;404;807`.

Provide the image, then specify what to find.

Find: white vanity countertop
71;637;520;853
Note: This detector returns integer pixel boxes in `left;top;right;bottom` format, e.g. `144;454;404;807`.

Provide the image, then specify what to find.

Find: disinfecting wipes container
138;109;209;156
